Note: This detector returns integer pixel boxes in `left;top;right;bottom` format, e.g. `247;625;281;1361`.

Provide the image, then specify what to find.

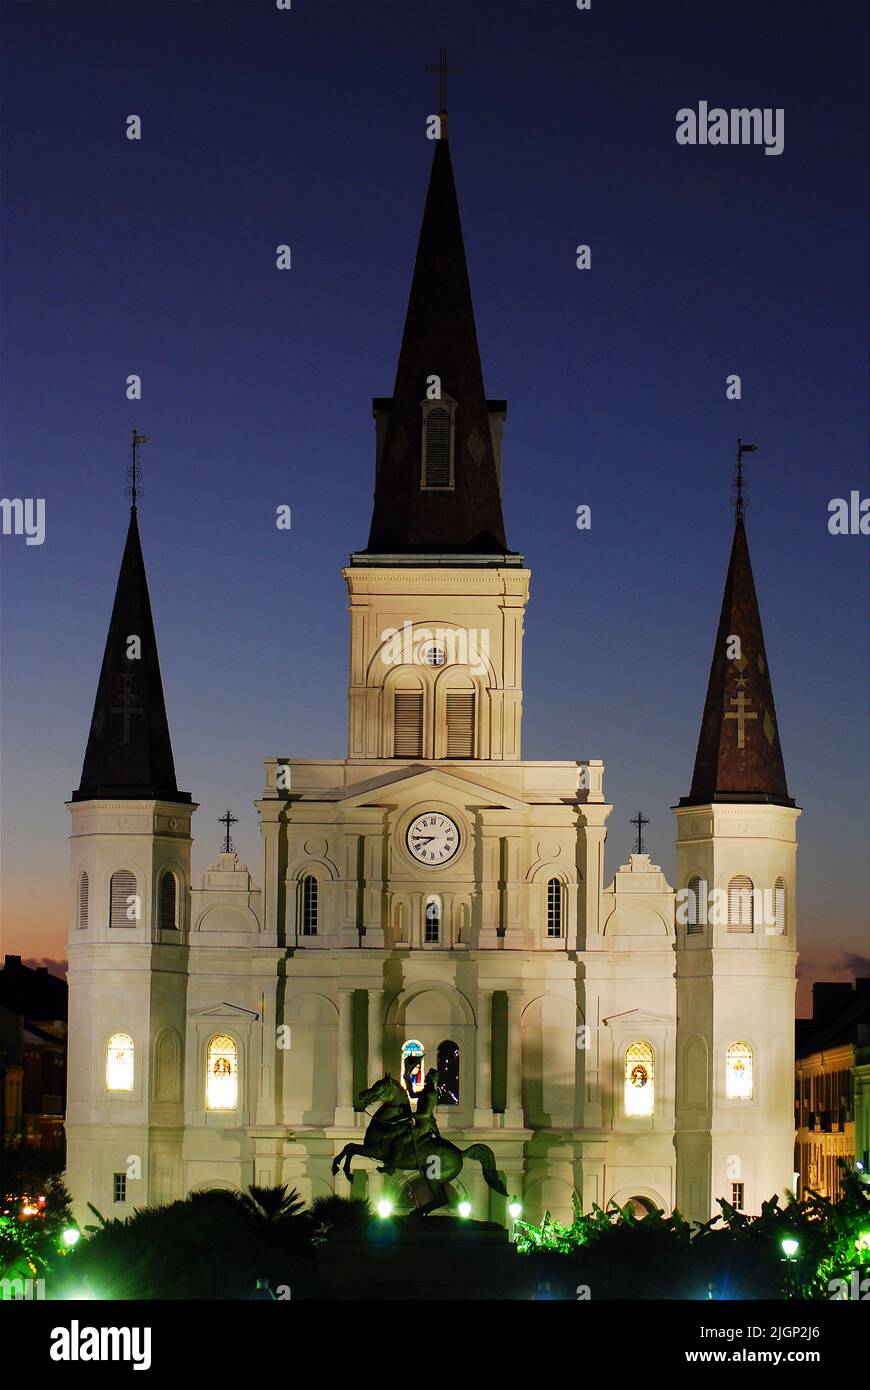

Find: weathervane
425;46;462;136
734;438;757;522
631;811;649;855
219;809;238;854
126;429;150;508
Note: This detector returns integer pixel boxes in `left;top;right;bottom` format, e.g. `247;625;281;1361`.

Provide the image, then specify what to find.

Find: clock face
406;812;460;866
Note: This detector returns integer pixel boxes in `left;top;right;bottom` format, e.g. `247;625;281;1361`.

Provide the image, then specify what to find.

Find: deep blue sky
1;0;867;1007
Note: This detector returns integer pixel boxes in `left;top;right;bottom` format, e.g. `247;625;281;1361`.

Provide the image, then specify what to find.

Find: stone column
474;988;493;1127
367;988;384;1085
335;988;356;1126
504;989;524;1128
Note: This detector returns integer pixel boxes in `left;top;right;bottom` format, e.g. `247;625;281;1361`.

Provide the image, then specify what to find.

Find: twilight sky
1;0;867;1012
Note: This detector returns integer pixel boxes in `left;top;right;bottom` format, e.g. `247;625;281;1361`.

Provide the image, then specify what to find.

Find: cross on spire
219;809;238;854
425;47;462;135
734;438;757;522
630;811;649;855
126;429;150;509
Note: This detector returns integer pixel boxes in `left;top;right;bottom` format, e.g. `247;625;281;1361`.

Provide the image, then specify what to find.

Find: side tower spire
672;443;799;1225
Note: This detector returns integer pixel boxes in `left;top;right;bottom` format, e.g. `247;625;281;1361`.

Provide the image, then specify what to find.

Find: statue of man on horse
331;1062;507;1216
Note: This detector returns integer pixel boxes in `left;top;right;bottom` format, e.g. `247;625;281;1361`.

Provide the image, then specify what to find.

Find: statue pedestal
314;1216;524;1299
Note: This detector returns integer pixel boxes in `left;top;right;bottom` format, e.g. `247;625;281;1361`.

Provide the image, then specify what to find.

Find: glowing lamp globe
376;1199;393;1219
781;1237;799;1259
61;1228;81;1248
457;1201;472;1219
508;1200;522;1220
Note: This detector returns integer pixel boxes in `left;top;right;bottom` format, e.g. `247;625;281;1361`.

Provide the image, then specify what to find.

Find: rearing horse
331;1073;507;1216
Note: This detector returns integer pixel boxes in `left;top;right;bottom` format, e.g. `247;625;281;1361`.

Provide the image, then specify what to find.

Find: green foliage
514;1163;870;1300
308;1193;373;1243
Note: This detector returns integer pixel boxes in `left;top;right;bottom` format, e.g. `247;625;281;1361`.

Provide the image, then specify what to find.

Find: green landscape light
781;1237;799;1259
61;1228;81;1248
457;1201;472;1219
376;1199;393;1219
856;1232;870;1253
508;1199;522;1220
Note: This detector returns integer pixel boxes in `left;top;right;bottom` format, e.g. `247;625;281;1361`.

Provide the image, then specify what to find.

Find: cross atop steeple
425;46;463;135
631;810;649;855
219;809;238;854
734;438;757;522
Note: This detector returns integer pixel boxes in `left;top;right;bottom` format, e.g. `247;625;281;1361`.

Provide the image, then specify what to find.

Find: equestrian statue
331;1060;507;1216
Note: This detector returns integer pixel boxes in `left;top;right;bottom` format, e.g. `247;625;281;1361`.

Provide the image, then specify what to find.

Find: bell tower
673;444;799;1221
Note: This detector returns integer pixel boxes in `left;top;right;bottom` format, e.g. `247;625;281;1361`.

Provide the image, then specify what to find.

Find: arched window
774;877;786;935
159;871;178;930
206;1034;238;1110
109;870;138;928
301;876;318;936
436;1040;460;1104
727;875;754;932
624;1041;655;1117
401;1039;425;1097
394;690;423;757
422;407;452;488
725;1041;753;1099
445;691;475;758
106;1032;134;1091
424;897;441;944
686;875;706;934
78;872;89;929
547;878;563;937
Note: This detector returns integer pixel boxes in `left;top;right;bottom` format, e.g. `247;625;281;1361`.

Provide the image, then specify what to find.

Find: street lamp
781;1237;799;1260
508;1198;522;1221
457;1201;472;1219
60;1228;81;1249
376;1199;393;1219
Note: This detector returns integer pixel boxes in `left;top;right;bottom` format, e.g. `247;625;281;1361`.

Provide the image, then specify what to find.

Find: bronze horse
331;1072;507;1215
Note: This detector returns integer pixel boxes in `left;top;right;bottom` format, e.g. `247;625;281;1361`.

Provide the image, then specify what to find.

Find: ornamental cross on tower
219;809;238;854
725;674;757;749
126;429;150;509
425;46;463;136
631;811;649;855
734;437;757;521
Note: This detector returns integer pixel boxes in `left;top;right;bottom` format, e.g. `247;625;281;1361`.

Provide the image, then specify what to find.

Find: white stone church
65;118;799;1229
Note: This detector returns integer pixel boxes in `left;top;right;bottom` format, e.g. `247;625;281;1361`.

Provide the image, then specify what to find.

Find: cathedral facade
65;127;799;1228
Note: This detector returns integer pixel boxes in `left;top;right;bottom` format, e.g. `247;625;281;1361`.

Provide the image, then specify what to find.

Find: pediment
189;1002;260;1021
602;1007;673;1028
333;763;531;813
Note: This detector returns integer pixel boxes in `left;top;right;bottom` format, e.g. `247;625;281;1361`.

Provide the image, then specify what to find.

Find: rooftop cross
631;810;649;855
219;809;238;854
126;429;150;509
425;46;462;135
734;438;757;522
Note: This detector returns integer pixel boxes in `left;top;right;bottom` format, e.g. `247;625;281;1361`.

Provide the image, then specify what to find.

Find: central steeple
362;133;513;558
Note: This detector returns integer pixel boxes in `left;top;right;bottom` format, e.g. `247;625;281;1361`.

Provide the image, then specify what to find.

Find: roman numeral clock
406;812;460;865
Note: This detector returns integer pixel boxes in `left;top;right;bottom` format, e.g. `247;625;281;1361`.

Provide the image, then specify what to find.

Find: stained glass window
624;1041;654;1117
207;1034;238;1110
106;1032;134;1091
401;1039;425;1097
726;1041;753;1100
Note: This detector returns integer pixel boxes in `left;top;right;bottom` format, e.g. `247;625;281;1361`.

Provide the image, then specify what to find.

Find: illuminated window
547;879;563;937
436;1040;460;1105
110;870;138;928
301;876;318;936
727;875;754;932
78;872;89;929
686;875;706;934
726;1041;753;1100
113;1173;127;1204
206;1034;239;1110
424;898;441;944
401;1039;425;1097
774;878;786;935
624;1041;654;1117
106;1033;134;1092
159;871;178;930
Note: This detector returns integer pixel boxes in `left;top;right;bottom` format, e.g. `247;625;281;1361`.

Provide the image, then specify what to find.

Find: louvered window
159;872;178;930
109;870;137;928
727;875;754;932
445;692;474;758
422;407;451;488
686;875;706;934
394;691;424;757
78;873;89;929
774;877;786;934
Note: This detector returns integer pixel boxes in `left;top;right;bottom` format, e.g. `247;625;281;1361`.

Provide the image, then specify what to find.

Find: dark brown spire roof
72;508;189;803
681;515;794;807
362;138;513;557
